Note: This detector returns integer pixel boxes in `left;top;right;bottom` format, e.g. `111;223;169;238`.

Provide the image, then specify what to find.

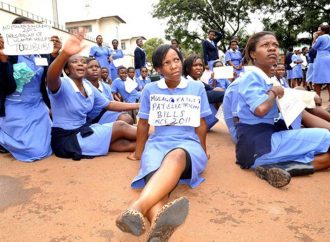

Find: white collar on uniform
98;80;104;92
68;77;93;96
157;77;188;89
249;66;274;85
186;75;198;81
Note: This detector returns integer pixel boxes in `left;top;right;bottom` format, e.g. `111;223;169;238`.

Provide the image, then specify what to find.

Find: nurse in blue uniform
136;66;151;91
47;34;139;160
111;67;141;103
89;35;112;75
0;17;60;162
312;24;330;102
183;54;224;130
85;58;133;125
116;45;211;241
109;39;124;81
235;31;330;188
291;48;303;87
225;39;244;77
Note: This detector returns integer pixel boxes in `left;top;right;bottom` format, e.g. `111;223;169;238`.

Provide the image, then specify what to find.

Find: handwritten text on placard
2;24;52;55
149;94;201;127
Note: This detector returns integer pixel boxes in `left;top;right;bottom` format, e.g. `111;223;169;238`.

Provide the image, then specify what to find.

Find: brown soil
0;91;329;242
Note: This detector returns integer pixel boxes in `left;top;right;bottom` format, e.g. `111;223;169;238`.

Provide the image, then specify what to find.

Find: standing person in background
285;47;294;87
0;16;61;162
291;48;304;87
109;39;124;81
171;38;183;59
89;35;112;77
306;48;317;90
202;29;223;71
225;39;244;77
312;23;330;103
134;37;146;78
301;47;309;88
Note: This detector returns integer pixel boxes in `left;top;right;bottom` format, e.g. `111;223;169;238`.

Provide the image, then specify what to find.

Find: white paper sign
149;94;201;127
2;24;52;55
113;58;124;67
276;88;306;128
124;78;138;93
213;66;234;79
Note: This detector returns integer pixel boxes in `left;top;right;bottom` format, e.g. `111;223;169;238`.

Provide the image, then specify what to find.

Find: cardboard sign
148;94;201;127
213;66;234;79
2;24;52;55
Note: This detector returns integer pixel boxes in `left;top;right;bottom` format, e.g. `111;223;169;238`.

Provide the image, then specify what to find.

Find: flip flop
116;208;146;236
255;166;291;188
147;197;189;242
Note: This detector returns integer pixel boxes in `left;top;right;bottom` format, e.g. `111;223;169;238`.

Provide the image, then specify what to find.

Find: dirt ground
1;91;330;242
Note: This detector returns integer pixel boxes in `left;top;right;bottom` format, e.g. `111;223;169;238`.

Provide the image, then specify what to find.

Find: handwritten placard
149;94;201;127
213;66;234;79
276;88;306;128
2;24;52;55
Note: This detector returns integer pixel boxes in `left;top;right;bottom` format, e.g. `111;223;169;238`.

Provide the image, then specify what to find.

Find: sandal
116;208;146;236
147;197;189;242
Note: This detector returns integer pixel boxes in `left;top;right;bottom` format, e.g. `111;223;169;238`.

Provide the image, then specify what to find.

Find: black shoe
276;161;314;176
0;145;9;153
255;166;291;188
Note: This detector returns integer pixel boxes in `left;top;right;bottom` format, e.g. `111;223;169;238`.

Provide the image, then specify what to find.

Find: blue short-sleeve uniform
223;79;241;144
109;49;124;80
291;54;303;79
87;80;121;124
208;78;231;89
312;34;330;84
111;78;141;103
236;67;330;168
136;76;151;91
89;46;112;73
48;76;114;156
0;55;52;162
131;77;212;189
225;49;244;76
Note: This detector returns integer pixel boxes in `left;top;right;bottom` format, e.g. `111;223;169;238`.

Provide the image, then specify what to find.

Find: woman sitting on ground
232;31;330;188
47;34;138;160
116;45;211;241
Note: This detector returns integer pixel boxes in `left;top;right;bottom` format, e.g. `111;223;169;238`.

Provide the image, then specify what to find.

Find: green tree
143;38;164;63
256;0;330;49
153;0;259;54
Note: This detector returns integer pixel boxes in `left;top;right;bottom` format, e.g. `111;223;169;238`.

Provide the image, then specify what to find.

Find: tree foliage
153;0;257;54
143;38;164;63
255;0;330;49
153;0;329;54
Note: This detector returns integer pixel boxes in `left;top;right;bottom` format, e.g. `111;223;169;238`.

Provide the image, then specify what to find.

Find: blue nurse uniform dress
291;54;303;79
312;34;330;84
48;76;114;158
89;45;112;75
235;67;330;169
109;48;124;81
131;78;212;189
0;55;52;162
225;49;244;76
111;78;141;103
87;80;121;124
